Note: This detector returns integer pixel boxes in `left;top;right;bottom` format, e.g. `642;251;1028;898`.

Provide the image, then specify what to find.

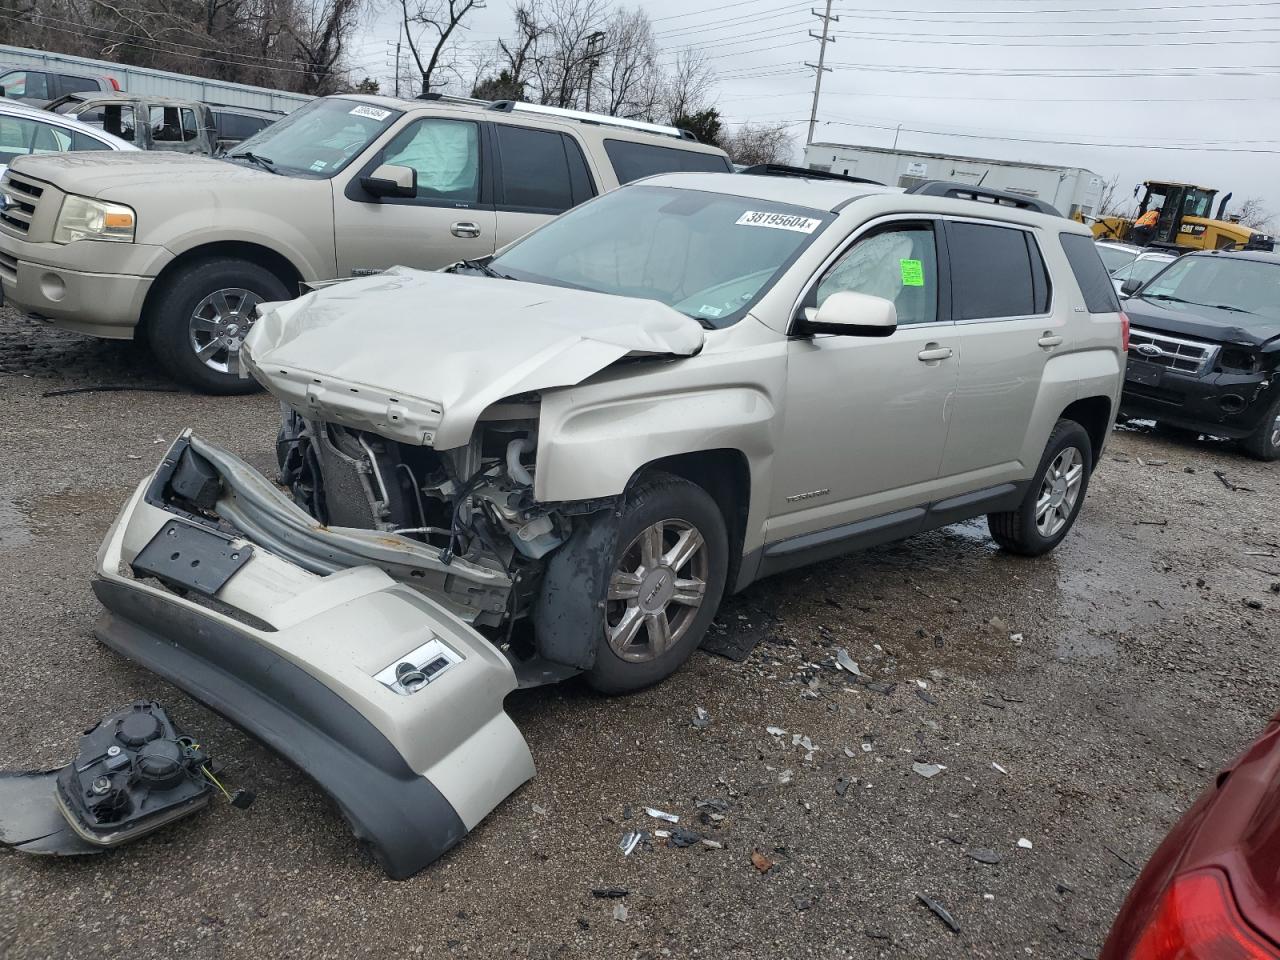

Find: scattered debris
645;807;679;823
980;695;1007;710
669;828;703;848
915;688;938;706
992;762;1008;775
863;681;896;696
654;829;671;839
1214;470;1254;493
695;797;730;813
41;384;179;398
619;831;641;856
1244;598;1264;610
766;725;787;737
844;746;858;759
861;742;873;753
691;707;711;729
612;902;628;922
835;647;866;677
532;803;548;816
988;616;1008;633
913;762;946;779
1010;632;1024;645
1018;838;1034;849
1057;882;1076;896
793;897;814;911
916;893;961;934
792;733;816;752
835;777;852;797
592;887;629;898
750;850;774;873
967;848;1002;865
778;769;794;785
701;838;723;849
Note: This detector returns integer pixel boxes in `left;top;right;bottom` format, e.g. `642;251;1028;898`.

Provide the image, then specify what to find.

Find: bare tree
600;7;660;118
722;122;793;166
1095;175;1135;219
1234;196;1276;231
400;0;485;96
525;0;607;108
663;47;714;123
289;0;364;95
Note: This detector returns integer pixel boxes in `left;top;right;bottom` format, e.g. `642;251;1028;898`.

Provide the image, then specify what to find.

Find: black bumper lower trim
91;579;467;879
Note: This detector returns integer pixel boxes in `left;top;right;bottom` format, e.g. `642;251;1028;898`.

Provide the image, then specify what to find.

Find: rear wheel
1241;395;1280;461
584;473;728;694
144;257;290;395
988;419;1093;556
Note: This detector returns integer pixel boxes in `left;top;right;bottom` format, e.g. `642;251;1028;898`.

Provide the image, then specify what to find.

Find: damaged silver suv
91;174;1125;877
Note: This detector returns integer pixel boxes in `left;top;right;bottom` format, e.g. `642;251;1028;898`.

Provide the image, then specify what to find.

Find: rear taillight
1130;869;1279;959
1120;311;1130;352
108;77;121;91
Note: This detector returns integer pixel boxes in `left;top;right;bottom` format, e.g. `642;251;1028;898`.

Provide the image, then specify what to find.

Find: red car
1101;712;1280;958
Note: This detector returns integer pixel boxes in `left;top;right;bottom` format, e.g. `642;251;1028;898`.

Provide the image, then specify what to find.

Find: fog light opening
1219;394;1246;413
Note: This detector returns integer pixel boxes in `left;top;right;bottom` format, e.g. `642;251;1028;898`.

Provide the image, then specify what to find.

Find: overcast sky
348;0;1280;219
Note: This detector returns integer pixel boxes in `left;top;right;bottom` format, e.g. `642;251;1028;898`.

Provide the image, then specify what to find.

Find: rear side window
215;112;271;143
71;130;111;151
494;125;580;212
603;138;731;184
1059;232;1122;313
77;104;136;141
58;75;101;95
947;221;1048;320
150;106;199;143
0;71;49;100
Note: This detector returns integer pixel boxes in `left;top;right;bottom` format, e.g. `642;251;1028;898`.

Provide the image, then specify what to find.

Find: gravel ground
0;311;1277;960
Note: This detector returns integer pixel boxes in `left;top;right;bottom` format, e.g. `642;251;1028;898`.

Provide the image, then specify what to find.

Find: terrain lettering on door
735;211;822;233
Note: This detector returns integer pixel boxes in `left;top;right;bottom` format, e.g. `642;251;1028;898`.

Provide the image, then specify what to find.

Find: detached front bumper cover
92;434;535;879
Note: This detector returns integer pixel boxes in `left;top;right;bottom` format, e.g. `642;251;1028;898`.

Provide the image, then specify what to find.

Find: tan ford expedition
0;94;729;392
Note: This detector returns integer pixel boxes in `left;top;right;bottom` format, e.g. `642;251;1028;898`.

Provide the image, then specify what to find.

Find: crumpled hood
244;267;705;449
1125;296;1280;348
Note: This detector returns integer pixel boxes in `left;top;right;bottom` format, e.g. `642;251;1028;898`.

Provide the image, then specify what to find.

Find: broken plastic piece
917;893;961;933
1018;837;1033;849
619;830;641;856
766;725;787;737
835;647;866;677
913;762;946;779
691;707;711;729
645;806;679;823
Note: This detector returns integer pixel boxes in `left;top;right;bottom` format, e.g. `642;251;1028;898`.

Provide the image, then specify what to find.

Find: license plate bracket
132;519;252;595
1125;359;1163;387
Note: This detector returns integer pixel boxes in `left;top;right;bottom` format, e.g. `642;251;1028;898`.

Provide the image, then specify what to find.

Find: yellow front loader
1078;181;1274;252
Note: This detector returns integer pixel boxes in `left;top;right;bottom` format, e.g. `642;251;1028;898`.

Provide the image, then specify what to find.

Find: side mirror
1121;277;1142;297
798;291;898;337
361;163;416;199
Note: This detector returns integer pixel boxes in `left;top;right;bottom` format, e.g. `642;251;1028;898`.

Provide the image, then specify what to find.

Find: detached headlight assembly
52;195;136;244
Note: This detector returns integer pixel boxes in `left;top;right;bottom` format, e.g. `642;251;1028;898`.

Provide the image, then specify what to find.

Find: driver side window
382;118;480;203
816;224;938;326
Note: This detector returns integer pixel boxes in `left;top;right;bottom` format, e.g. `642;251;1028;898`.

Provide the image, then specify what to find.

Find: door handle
451;221;481;238
1038;334;1064;349
917;345;953;362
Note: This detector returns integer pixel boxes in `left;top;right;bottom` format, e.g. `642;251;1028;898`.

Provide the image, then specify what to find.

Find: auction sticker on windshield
735;211;822;233
350;105;392;121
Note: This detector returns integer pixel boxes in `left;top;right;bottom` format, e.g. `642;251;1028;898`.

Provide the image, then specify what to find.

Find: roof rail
486;100;695;140
738;163;884;186
906;180;1062;218
416;92;491;107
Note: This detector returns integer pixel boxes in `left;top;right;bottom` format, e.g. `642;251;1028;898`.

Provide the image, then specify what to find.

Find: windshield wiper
454;258;512;280
1143;293;1192;304
1145;293;1255;314
229;151;278;174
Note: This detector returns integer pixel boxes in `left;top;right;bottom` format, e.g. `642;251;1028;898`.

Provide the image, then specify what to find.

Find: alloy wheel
605;518;709;662
189;287;263;376
1035;446;1084;538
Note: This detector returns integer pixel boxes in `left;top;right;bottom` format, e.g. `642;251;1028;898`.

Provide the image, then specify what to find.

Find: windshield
1113;255;1173;286
490;185;831;327
1096;245;1138;274
1140;255;1280;322
226;98;401;178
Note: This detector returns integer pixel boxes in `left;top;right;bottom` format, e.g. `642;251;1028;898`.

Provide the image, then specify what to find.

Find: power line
845;0;1280;12
835;25;1280;39
825;62;1280;76
833;32;1280;46
650;0;797;23
654;3;809;37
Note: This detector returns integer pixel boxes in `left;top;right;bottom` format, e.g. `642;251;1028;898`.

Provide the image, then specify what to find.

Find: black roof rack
739;163;884;186
906;181;1062;218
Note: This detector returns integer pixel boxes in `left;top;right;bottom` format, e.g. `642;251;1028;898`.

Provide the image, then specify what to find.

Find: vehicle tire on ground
988;419;1094;556
144;257;291;395
1241;394;1280;461
583;471;728;694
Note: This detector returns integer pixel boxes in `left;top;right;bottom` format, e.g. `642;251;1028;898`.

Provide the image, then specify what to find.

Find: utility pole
395;23;403;99
805;0;837;146
583;30;606;112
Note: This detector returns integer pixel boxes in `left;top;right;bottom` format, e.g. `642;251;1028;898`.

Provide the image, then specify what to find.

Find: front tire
584;472;728;694
1242;394;1280;461
988;419;1093;556
144;257;290;395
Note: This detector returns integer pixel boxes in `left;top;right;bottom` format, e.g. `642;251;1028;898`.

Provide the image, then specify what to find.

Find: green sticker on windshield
900;259;924;286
